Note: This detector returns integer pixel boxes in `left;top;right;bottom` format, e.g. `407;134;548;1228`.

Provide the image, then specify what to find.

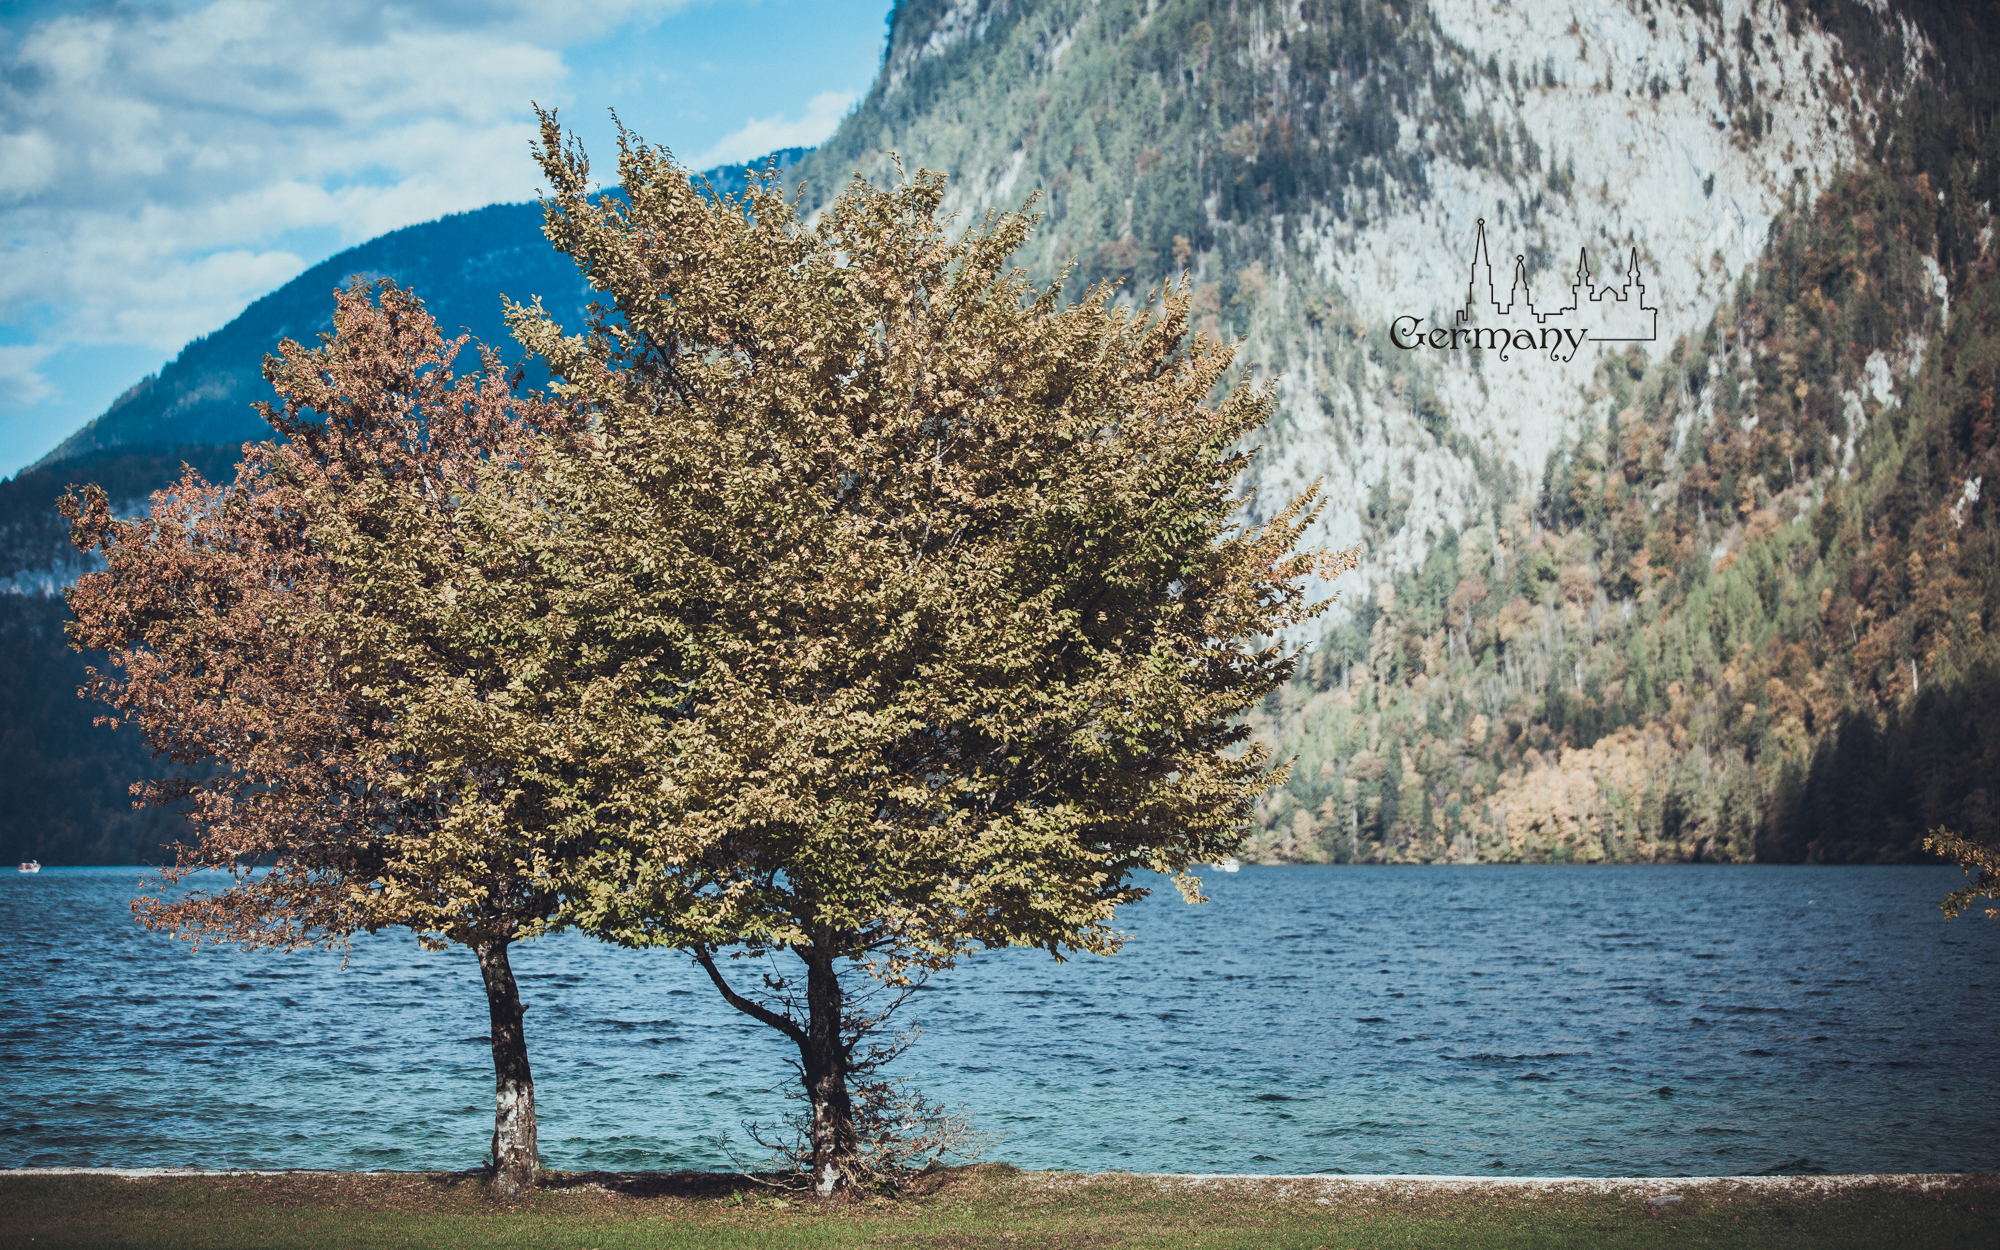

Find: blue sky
0;0;894;477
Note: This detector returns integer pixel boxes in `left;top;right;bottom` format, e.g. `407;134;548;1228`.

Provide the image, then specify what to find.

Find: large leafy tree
512;114;1353;1192
61;284;594;1195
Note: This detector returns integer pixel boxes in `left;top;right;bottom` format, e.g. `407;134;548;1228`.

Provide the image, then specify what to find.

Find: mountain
775;0;1999;865
22;149;812;478
5;1;1997;867
791;0;1936;580
28;202;581;474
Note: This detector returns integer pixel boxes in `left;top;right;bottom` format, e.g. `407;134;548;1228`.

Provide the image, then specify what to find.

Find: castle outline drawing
1391;218;1660;362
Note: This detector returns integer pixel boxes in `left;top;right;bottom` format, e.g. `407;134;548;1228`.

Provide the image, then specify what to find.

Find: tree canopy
506;113;1353;1190
62;283;585;1194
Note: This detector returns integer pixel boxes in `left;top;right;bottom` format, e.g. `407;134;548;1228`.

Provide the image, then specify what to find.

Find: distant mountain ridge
29;201;579;472
24;149;811;476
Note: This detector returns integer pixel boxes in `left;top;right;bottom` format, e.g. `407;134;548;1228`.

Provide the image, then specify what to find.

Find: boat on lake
18;860;40;873
1209;857;1241;873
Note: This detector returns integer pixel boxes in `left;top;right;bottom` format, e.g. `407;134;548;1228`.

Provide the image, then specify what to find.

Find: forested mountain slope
28;203;578;474
5;0;1996;867
777;0;1996;864
1248;155;2000;864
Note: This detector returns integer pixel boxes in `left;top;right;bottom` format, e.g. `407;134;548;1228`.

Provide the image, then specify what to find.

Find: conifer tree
512;114;1353;1192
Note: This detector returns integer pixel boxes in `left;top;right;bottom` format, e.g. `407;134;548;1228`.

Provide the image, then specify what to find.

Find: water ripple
1;865;1994;1176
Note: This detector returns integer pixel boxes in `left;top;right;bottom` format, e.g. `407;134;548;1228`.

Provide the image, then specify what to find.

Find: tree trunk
475;937;539;1195
799;948;866;1195
691;943;867;1194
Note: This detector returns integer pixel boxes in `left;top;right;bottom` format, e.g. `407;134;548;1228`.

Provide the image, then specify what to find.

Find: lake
3;865;1995;1177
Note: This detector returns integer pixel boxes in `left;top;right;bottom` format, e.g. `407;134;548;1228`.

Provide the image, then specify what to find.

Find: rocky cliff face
793;0;1899;617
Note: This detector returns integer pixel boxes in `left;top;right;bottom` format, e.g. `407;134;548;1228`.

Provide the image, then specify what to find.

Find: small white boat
1211;857;1241;873
17;860;40;874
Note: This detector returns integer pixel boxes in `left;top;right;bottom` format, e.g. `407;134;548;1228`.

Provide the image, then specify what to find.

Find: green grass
3;1166;1995;1249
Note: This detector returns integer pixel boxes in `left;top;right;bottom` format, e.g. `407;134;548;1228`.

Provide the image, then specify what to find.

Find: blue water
2;865;1995;1177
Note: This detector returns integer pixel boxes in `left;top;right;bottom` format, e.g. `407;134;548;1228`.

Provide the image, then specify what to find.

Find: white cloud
0;0;889;474
0;345;57;412
0;0;691;355
691;90;857;168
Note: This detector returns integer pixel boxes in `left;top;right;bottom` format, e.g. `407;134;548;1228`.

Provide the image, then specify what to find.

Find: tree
60;283;587;1195
1925;827;2000;919
510;114;1354;1193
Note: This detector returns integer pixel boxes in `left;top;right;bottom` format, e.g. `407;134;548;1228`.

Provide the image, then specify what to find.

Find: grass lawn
2;1165;1994;1249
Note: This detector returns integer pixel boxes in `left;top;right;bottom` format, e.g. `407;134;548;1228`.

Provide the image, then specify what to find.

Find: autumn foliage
495;113;1350;1191
62;283;578;1194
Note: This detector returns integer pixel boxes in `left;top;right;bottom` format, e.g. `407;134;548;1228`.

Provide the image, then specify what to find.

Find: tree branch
692;944;807;1044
